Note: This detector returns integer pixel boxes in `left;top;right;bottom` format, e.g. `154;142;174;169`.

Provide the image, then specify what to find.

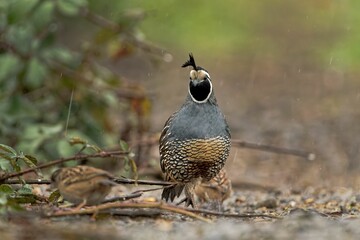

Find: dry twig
232;139;315;160
47;201;212;223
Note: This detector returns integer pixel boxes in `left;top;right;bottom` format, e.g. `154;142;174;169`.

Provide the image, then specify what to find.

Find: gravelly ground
1;185;359;240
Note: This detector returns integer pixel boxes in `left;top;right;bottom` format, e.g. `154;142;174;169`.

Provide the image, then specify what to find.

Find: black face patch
189;79;211;102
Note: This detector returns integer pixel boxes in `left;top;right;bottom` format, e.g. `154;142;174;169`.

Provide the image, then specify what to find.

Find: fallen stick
232;140;315;160
47;201;212;223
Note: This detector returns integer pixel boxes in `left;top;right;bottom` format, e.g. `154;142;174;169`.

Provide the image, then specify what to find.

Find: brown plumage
51;165;116;208
194;169;232;204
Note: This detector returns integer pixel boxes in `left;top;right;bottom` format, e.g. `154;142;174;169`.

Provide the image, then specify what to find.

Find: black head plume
181;53;198;70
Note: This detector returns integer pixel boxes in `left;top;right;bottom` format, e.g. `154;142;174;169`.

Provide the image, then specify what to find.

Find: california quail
51;165;116;209
159;54;231;208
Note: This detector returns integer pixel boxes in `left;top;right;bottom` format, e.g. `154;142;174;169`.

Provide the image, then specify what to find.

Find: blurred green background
1;0;360;187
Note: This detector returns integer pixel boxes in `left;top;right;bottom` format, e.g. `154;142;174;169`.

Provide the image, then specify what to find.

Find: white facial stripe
203;71;210;79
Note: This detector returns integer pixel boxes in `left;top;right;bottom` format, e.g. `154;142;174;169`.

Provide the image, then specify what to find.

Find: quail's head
182;53;214;103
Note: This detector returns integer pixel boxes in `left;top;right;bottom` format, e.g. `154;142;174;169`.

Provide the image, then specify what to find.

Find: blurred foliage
0;0;155;163
0;0;161;214
93;0;360;68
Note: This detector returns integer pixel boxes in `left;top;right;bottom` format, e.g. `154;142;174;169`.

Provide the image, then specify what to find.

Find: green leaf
18;123;63;153
8;0;39;23
9;158;21;172
68;136;87;146
0;152;13;161
119;140;129;151
0;53;23;83
57;0;88;16
56;139;77;157
30;1;55;31
25;58;47;89
5;198;24;211
0;144;17;155
48;189;61;203
24;154;37;165
0;158;12;171
17;184;33;195
13;195;36;204
5;24;34;55
87;144;102;153
0;195;8;205
129;157;138;180
22;155;42;177
41;47;81;67
2;94;38;119
0;184;14;194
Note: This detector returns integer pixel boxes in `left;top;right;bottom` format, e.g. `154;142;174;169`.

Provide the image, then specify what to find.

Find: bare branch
101;192;143;203
112;178;173;186
232;139;316;160
80;7;172;59
46;201;212;223
4;177;173;186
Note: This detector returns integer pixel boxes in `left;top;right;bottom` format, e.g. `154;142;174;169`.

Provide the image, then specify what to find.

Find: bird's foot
176;197;195;208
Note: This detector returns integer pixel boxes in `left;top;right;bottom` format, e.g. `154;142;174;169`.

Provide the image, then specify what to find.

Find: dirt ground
1;184;360;240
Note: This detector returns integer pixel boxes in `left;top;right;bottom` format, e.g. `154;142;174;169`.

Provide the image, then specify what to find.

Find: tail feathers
161;184;185;202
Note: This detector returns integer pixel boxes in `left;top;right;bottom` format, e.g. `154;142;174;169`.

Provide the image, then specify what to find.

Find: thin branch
127;136;316;161
101;192;143;203
232;139;316;160
112;177;173;186
4;177;173;186
4;179;51;185
80;7;121;32
105;209;162;218
45;59;148;100
0;150;128;182
80;7;171;59
46;201;212;223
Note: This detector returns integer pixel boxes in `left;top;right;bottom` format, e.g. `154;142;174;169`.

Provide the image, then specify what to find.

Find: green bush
0;0;153;163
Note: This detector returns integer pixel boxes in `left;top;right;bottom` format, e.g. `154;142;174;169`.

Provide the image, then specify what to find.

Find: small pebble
256;198;277;209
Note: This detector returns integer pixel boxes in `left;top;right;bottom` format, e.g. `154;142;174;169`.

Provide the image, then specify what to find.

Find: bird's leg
90;208;99;221
184;182;197;208
177;179;201;208
73;199;87;211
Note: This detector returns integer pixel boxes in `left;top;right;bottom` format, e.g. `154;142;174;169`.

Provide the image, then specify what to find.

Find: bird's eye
190;70;197;80
197;70;208;80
